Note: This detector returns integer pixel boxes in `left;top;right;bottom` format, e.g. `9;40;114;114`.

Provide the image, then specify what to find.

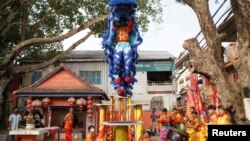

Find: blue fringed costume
102;0;142;96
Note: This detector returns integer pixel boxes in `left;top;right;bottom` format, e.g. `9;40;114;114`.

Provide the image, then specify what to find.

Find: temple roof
14;63;108;100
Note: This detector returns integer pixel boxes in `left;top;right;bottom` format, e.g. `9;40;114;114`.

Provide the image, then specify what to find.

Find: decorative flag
190;73;205;115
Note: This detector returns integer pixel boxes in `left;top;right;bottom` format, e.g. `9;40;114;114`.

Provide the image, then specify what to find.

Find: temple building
14;63;108;138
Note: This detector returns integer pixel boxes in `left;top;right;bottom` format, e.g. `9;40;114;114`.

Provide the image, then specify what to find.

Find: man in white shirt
8;107;21;131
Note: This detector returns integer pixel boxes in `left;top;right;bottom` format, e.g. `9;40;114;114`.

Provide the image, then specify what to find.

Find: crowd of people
149;105;234;141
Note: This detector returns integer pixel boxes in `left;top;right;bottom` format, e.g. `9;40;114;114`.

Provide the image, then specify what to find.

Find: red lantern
87;109;93;114
27;99;32;104
87;96;93;100
76;98;87;106
87;100;93;105
31;99;42;107
35;99;42;107
31;100;36;107
42;97;51;107
26;104;31;109
67;97;76;106
87;114;92;118
87;105;93;109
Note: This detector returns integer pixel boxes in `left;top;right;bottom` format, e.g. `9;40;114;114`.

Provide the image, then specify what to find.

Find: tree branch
29;8;64;35
12;31;93;74
0;0;19;40
230;0;250;78
183;38;202;58
0;0;14;12
0;14;108;68
183;0;224;66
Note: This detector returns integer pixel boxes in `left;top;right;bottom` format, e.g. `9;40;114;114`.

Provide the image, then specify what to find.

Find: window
147;71;172;85
32;70;42;83
79;71;101;85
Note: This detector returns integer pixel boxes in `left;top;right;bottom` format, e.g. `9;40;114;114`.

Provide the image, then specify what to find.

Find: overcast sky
63;0;230;57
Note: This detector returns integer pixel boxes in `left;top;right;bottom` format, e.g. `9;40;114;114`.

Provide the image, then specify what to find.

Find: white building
26;50;176;111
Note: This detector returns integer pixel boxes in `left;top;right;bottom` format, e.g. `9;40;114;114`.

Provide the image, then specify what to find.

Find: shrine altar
9;127;60;141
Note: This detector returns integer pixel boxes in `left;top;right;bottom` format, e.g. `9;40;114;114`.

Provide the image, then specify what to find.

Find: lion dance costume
102;0;142;96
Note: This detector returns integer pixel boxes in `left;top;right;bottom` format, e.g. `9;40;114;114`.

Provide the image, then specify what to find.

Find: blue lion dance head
102;0;142;96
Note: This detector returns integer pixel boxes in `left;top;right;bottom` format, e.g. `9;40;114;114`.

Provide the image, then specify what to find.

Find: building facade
22;51;176;111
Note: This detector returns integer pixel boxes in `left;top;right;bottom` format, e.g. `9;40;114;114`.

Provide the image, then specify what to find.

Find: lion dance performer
102;0;143;96
158;108;170;141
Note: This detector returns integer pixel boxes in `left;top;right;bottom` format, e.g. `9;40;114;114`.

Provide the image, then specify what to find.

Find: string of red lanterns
87;96;93;119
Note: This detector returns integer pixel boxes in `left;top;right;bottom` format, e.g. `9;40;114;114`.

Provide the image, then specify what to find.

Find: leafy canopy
0;0;163;63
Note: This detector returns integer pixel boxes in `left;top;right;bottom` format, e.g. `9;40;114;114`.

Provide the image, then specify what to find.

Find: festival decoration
31;99;42;107
102;0;142;96
26;104;31;109
87;97;93;119
98;105;106;141
67;97;76;106
76;98;87;111
42;97;51;107
27;98;32;104
190;73;205;115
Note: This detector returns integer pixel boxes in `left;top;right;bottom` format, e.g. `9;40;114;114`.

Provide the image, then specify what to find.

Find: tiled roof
66;50;175;61
15;87;105;94
14;64;108;100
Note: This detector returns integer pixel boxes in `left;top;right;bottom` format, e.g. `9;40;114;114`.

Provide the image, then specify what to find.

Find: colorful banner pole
98;105;106;141
106;96;114;141
134;105;143;141
118;97;124;121
126;96;132;141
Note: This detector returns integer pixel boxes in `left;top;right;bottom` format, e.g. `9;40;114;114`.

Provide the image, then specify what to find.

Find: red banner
190;73;204;115
204;77;217;107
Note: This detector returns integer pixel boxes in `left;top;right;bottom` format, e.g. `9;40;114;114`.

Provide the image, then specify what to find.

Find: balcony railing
147;81;172;86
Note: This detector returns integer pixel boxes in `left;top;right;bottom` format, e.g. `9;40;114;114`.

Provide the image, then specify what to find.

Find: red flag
190;73;204;115
204;77;218;107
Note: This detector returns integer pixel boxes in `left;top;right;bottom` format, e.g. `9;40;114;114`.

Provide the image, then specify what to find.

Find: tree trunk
184;38;246;124
0;75;10;129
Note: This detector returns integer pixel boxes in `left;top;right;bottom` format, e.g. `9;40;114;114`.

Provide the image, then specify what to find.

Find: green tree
0;0;163;125
177;0;250;123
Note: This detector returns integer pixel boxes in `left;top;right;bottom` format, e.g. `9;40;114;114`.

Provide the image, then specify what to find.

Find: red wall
8;75;21;107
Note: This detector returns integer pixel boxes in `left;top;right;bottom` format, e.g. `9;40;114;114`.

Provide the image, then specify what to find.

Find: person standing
207;105;218;124
158;108;170;141
143;131;152;141
217;105;231;125
150;108;157;135
64;107;73;141
8;107;21;131
86;125;97;141
185;111;199;141
8;107;21;141
33;107;44;128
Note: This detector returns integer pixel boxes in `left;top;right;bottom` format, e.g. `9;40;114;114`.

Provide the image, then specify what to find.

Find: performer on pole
102;0;142;96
